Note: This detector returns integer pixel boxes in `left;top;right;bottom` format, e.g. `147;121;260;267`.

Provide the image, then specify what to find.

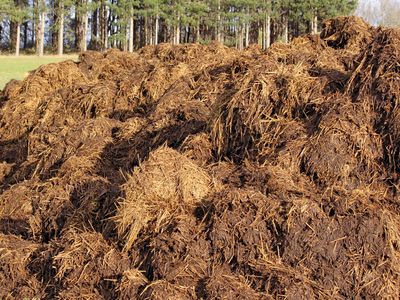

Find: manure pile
1;16;400;299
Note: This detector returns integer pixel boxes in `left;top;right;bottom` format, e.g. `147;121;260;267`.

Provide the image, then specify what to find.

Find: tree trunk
58;2;64;56
23;22;28;49
186;25;190;43
129;15;134;52
15;23;20;56
83;10;88;51
123;24;127;51
283;17;289;43
52;1;58;51
149;17;153;46
245;7;250;47
195;22;200;43
90;5;98;49
216;0;221;42
144;16;148;46
32;0;37;47
313;15;318;34
263;13;271;49
175;14;180;45
310;15;314;34
10;21;17;51
77;1;88;52
154;15;159;45
38;2;45;56
100;0;108;51
245;23;249;47
241;24;245;50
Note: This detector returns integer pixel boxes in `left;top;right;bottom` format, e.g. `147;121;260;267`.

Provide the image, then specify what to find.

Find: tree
37;0;45;56
0;0;27;55
0;0;360;53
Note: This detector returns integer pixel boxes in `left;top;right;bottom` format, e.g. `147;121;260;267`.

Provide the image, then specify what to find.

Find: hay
139;280;196;300
53;229;132;299
347;28;400;175
118;269;148;299
0;234;44;299
321;16;374;52
210;56;327;163
179;133;213;166
203;267;271;300
115;146;211;250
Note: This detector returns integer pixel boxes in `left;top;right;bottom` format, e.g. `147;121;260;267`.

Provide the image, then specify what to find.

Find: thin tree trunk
217;0;221;42
134;19;139;48
149;17;153;45
100;1;108;51
23;22;28;48
240;24;245;50
195;22;200;43
58;2;64;56
104;6;108;49
186;25;190;43
245;7;249;47
313;15;318;34
264;13;271;49
144;16;148;46
129;15;134;52
283;17;289;43
235;25;238;49
310;15;314;34
91;4;98;49
123;24;128;51
10;21;17;51
245;23;249;47
15;23;20;56
168;24;171;44
262;15;267;49
83;10;88;51
38;3;45;56
154;15;159;45
32;1;37;47
175;14;180;45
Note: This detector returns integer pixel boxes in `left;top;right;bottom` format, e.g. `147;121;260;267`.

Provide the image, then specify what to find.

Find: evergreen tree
0;0;360;53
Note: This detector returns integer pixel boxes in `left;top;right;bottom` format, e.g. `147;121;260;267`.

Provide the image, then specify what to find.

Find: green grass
0;55;79;90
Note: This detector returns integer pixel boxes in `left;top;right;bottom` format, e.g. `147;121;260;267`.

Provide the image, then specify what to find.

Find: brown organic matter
0;16;400;299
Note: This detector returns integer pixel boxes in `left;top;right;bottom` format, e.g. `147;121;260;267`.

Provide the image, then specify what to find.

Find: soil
1;16;400;299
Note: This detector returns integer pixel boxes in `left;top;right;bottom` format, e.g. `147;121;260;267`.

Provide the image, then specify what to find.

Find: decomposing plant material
0;16;399;299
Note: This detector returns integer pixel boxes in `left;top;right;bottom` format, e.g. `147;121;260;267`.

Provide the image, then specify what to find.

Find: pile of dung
1;16;400;299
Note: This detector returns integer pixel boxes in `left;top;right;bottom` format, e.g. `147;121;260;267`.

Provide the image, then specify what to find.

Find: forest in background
0;0;359;56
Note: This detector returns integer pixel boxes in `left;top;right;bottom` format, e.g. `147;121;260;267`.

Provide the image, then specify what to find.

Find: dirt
1;16;400;299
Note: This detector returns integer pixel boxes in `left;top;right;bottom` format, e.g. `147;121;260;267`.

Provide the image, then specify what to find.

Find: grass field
0;55;79;90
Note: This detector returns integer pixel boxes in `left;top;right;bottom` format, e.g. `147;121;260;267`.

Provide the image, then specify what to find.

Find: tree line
0;0;358;56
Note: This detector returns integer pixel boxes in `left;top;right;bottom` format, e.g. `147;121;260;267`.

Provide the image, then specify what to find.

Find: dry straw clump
0;234;44;299
115;146;211;250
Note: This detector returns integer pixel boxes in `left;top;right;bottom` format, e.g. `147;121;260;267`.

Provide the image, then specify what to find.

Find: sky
355;0;400;26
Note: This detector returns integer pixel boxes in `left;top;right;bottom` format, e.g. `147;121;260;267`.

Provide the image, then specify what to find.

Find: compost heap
1;16;400;299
